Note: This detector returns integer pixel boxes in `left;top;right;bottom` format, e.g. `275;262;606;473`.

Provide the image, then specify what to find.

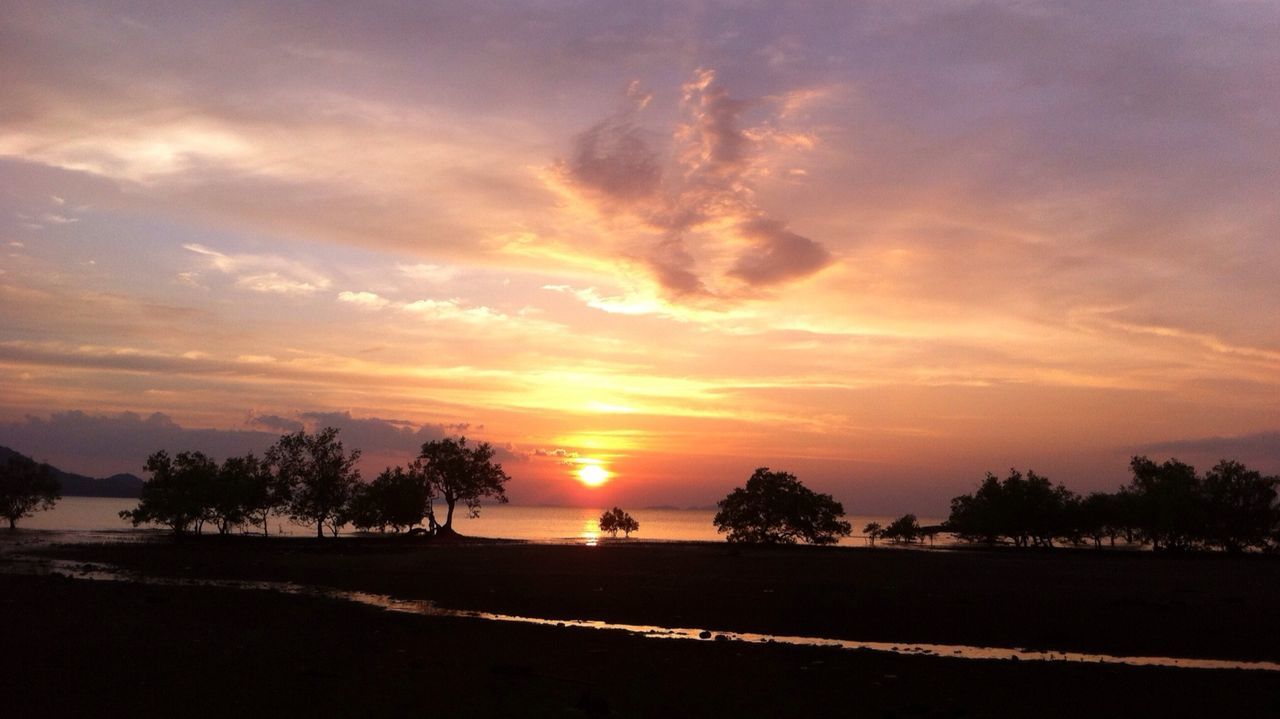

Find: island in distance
0;445;142;498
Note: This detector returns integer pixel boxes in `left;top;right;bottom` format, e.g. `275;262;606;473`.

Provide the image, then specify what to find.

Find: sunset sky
2;1;1278;513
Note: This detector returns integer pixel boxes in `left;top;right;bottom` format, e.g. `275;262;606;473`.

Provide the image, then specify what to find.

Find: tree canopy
881;513;922;544
713;468;851;545
862;521;883;546
219;452;287;537
417;437;509;533
599;507;639;538
121;450;219;534
266;427;361;538
1;452;60;529
347;463;432;533
945;457;1280;552
947;469;1078;547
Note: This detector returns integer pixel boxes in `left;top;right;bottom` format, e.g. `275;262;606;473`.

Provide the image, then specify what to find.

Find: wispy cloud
184;243;331;295
337;290;390;309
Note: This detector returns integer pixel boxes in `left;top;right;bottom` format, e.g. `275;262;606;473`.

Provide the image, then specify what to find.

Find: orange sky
1;2;1278;513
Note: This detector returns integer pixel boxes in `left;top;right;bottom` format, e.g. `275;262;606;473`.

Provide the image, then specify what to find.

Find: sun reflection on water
580;516;600;546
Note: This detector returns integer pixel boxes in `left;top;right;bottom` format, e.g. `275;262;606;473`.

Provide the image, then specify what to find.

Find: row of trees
122;429;510;537
14;437;1279;555
708;458;1280;553
946;457;1280;552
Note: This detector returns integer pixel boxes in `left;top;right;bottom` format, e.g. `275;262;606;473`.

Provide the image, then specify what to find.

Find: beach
3;533;1279;716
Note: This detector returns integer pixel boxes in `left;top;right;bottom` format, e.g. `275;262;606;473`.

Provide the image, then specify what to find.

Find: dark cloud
645;237;708;296
533;448;578;458
297;410;448;454
531;447;581;467
568;118;661;202
681;68;750;178
0;411;276;476
290;411;520;462
559;69;834;297
1136;431;1280;472
728;219;832;286
0;410;506;478
248;414;304;433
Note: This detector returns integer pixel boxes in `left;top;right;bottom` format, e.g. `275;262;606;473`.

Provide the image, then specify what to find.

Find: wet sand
4;533;1280;716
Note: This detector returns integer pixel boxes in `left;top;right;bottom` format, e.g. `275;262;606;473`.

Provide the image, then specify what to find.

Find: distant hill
0;445;143;498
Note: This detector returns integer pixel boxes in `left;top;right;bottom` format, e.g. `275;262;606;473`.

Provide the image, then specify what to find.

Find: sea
19;496;945;546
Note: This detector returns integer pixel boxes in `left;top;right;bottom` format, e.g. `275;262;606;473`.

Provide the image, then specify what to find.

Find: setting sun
576;464;610;488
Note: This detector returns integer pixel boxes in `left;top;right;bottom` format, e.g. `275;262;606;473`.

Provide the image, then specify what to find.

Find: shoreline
11;530;1280;662
4;531;1280;716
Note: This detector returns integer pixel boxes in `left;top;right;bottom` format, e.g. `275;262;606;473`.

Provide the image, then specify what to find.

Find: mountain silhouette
0;445;143;498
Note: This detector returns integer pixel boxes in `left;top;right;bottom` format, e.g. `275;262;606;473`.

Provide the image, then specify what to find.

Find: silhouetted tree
266;427;361;538
946;469;1077;547
1112;487;1143;544
947;473;1006;544
1076;492;1120;548
349;463;433;533
205;454;252;534
1126;456;1202;552
417;437;510;534
122;450;219;535
222;452;288;537
863;521;883;546
1;453;60;529
599;507;639;537
1200;459;1279;553
713;468;851;545
882;514;922;544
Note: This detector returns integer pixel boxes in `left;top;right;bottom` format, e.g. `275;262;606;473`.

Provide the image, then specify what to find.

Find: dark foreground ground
4;533;1280;717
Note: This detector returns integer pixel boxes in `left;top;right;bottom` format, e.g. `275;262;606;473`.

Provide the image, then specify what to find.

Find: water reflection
7;555;1279;674
581;520;599;546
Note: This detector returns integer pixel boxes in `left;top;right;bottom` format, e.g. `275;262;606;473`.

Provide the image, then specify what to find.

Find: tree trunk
316;519;324;538
8;517;15;530
444;500;456;531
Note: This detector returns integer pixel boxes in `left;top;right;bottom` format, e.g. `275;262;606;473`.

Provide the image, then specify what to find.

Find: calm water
21;497;943;546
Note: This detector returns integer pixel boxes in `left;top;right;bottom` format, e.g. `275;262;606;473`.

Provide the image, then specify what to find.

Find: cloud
0;411;277;476
337;290;390;309
402;298;507;324
554;69;834;298
248;414;304;433
0;409;510;479
534;448;579;458
237;273;325;295
679;68;750;179
293;411;521;463
1136;431;1280;472
532;447;584;466
728;219;832;286
296;410;448;455
568;117;661;203
183;243;331;296
646;237;707;296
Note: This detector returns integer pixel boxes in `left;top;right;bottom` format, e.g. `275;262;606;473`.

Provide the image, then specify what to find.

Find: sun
576;464;610;487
